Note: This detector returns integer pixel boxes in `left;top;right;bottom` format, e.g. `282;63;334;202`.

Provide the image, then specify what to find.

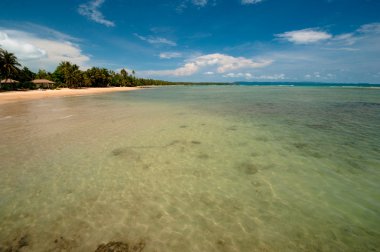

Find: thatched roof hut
0;79;19;88
32;79;55;84
1;79;19;84
32;79;55;88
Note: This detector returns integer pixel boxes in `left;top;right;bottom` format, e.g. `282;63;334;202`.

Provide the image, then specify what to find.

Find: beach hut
1;79;19;84
0;79;19;89
32;79;55;89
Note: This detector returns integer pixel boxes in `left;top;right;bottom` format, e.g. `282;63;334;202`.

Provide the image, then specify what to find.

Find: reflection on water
0;86;379;251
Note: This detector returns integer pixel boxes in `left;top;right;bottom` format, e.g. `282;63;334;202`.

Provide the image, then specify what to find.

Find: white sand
0;87;140;104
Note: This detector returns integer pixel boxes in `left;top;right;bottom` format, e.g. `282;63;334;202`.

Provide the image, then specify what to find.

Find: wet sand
0;87;140;104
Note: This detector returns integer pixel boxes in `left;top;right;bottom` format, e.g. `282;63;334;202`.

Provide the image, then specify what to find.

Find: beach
0;87;140;105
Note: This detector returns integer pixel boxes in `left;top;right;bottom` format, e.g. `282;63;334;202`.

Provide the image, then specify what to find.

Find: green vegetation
0;48;228;91
0;47;171;90
0;48;21;80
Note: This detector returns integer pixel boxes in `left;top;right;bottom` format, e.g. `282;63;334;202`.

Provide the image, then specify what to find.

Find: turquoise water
0;86;379;251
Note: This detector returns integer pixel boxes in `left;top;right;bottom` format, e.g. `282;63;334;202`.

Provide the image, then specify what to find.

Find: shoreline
0;87;141;105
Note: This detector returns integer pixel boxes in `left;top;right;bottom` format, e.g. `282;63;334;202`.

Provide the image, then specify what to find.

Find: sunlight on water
0;86;379;251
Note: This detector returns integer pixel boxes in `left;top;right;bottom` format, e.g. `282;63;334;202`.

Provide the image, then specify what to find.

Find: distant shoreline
0;87;140;105
2;84;379;105
234;82;380;87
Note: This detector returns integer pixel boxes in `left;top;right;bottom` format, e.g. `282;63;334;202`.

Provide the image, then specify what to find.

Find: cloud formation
204;71;214;75
260;22;380;83
277;23;380;49
358;23;380;34
178;0;260;11
241;0;264;5
159;52;182;59
192;0;208;6
144;53;272;76
0;32;46;59
0;27;90;71
276;29;332;44
78;0;115;27
176;0;209;12
223;72;285;80
134;33;177;46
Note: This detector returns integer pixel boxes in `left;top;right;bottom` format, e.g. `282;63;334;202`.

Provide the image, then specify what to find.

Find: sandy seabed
0;86;379;251
0;87;140;105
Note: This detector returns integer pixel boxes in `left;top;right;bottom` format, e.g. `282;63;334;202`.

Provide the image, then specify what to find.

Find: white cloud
140;22;380;83
241;0;263;5
135;33;177;46
262;22;380;83
223;72;252;78
277;23;380;47
305;72;336;80
78;0;115;27
223;72;285;80
144;53;272;76
358;23;380;34
331;33;358;46
159;52;182;59
323;47;359;52
204;71;214;75
257;74;285;80
0;32;46;59
305;74;312;79
334;33;354;41
0;28;90;71
22;23;81;42
276;29;332;44
192;0;208;6
323;23;380;52
177;0;260;11
177;0;215;12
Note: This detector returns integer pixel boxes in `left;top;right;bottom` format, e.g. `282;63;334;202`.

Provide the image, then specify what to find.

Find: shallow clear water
0;86;379;251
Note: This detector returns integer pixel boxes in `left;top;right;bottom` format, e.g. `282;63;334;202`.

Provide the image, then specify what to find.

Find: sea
0;85;379;251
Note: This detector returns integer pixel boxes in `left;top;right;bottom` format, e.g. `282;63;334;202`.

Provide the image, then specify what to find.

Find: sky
0;0;380;83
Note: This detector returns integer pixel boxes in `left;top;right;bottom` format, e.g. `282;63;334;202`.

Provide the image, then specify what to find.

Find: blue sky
0;0;380;83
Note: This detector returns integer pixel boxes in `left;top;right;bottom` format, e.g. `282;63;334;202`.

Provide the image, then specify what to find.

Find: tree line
0;48;173;90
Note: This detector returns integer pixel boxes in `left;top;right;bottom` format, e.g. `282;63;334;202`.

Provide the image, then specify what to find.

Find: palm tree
120;69;128;78
55;61;82;87
0;48;21;81
0;48;3;64
66;69;82;88
36;69;50;79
